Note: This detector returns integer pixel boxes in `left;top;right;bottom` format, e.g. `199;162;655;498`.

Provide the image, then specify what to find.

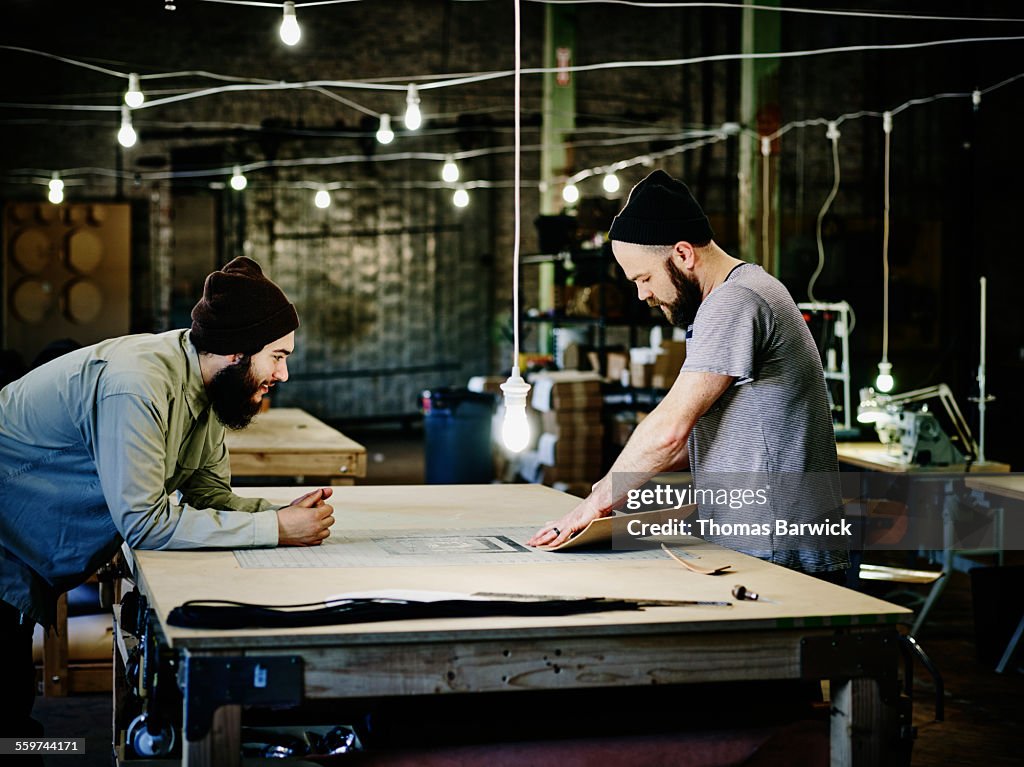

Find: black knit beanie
608;169;714;246
190;257;299;354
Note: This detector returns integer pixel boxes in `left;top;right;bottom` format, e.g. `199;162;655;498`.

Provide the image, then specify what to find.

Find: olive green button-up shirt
0;330;279;625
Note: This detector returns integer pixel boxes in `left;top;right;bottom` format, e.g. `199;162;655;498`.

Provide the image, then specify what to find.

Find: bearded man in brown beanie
0;257;333;741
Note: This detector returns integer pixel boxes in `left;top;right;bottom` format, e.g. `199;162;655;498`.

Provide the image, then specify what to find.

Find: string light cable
876;111;894;394
4;35;1024;113
761;135;771;266
514;1;1024;25
9;70;1022;212
499;0;532;454
807;121;841;303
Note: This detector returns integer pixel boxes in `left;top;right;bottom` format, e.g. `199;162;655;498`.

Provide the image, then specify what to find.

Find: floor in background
343;423;426;485
33;430;1024;764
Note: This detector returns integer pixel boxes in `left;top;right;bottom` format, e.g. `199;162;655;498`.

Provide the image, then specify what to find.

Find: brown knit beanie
190;257;299;354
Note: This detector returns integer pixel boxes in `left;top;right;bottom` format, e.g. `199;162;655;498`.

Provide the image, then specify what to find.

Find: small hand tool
731;584;779;604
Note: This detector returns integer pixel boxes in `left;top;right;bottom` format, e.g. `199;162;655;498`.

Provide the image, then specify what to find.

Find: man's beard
654;259;703;329
207;355;264;430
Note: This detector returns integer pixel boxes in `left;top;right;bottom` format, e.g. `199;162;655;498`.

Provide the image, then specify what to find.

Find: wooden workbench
963;474;1024;672
837;441;1010;636
965;474;1024;502
121;484;911;767
836;441;1010;474
223;407;366;483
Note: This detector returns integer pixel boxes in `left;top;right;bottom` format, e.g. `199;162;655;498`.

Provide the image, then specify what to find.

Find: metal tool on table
731;584;779;604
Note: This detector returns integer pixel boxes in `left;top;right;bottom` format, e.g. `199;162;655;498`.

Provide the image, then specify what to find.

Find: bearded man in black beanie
530;171;848;581
0;257;334;742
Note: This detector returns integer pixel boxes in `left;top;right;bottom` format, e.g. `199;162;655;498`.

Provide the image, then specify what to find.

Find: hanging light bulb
229;165;247;191
602;172;620;194
875;361;894;393
562;182;579;204
124;73;144;108
452;187;470;208
404;83;422;131
47;172;64;205
117;106;137;148
279;1;301;46
500;367;532;452
376;113;394;144
314;188;331;209
441;155;459;183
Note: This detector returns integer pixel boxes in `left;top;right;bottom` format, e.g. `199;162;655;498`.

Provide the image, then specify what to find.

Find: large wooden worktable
836;441;1011;474
223;407;366;483
126;484;911;767
836;441;1011;636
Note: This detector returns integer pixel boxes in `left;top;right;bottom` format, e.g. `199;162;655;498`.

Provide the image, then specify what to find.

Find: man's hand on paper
527;496;611;548
277;487;335;546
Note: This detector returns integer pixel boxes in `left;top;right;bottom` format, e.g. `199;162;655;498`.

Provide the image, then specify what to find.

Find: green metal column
738;0;781;272
538;4;576;354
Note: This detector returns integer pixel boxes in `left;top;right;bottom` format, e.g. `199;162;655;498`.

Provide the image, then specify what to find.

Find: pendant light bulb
47;172;64;205
452;187;470;209
117;106;137;148
279;1;301;46
229;165;247;191
124;73;144;108
875;361;894;394
404;83;422;131
602;172;620;194
500;367;532;453
562;182;579;204
314;188;331;209
441;156;459;183
376;113;394;144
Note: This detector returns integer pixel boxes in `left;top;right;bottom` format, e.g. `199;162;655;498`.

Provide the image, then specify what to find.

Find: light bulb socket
500;368;531;406
125;73;144;108
376;114;394;143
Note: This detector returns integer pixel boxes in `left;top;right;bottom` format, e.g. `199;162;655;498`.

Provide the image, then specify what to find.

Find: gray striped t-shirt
681;263;848;573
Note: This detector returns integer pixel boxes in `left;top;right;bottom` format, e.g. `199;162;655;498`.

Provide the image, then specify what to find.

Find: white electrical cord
807;122;840;302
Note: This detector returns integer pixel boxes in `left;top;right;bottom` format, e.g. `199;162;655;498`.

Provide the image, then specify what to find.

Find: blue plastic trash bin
421;388;495;484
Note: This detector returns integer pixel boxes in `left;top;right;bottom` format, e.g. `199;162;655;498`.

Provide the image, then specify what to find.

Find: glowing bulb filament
441;156;459;183
117;106;137;148
48;172;64;204
230;165;247;191
562;183;579;204
602;172;620;194
500;368;532;452
280;1;301;45
125;72;144;108
404;83;422;130
452;187;469;208
376;114;394;144
314;189;331;209
875;361;894;393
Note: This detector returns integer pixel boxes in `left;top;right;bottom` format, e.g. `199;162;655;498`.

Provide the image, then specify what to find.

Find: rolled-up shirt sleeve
92;392;279;550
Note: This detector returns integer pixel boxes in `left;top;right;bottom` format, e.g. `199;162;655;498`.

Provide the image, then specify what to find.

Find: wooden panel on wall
3;202;130;365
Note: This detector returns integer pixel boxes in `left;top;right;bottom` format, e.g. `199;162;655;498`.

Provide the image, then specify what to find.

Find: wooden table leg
43;592;69;697
184;704;241;767
831;676;905;767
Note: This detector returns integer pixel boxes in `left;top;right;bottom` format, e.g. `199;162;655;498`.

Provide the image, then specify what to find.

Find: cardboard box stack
530;370;605;492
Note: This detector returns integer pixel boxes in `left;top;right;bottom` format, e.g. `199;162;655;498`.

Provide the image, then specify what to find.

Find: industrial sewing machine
857;383;978;467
